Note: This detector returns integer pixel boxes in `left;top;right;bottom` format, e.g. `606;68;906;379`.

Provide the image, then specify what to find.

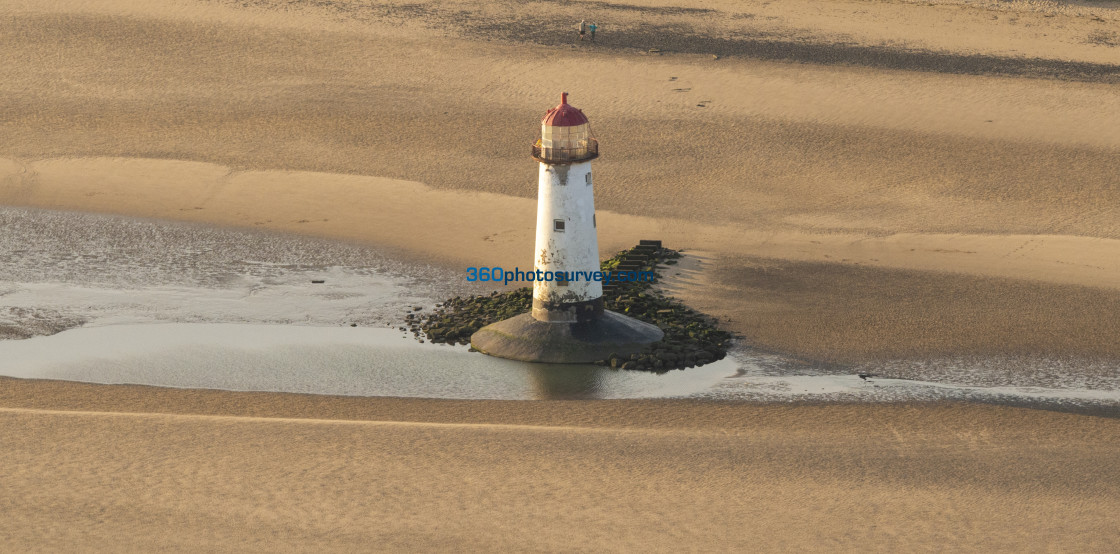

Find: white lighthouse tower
531;92;603;323
471;93;663;363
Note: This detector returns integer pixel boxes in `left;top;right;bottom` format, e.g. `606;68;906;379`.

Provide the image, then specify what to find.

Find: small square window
554;219;565;232
557;278;569;286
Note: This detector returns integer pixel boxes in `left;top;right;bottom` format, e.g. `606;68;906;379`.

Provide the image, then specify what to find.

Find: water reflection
524;364;605;399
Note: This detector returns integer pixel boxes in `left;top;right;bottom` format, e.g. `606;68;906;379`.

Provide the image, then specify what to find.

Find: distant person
578;20;586;41
589;23;598;41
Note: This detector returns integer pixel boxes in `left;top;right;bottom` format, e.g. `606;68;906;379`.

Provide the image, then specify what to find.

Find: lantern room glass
534;123;598;163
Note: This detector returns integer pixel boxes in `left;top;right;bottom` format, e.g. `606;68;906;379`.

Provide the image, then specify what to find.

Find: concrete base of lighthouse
470;311;664;364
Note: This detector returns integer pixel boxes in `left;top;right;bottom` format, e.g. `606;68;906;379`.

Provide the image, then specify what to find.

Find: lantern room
532;92;599;164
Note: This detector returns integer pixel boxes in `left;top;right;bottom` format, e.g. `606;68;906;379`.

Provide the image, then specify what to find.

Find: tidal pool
0;323;737;400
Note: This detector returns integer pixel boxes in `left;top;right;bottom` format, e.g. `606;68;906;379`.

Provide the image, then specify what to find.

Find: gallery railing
531;138;599;164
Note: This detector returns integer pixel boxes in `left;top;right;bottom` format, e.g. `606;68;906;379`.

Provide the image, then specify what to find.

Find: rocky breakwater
406;243;733;372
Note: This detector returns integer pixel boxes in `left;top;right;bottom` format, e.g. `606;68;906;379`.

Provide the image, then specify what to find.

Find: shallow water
1;207;1118;406
0;323;736;400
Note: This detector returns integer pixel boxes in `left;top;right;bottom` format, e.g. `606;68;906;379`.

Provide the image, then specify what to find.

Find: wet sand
3;0;1120;548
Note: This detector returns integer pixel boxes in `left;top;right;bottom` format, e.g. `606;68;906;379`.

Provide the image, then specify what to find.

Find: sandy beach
3;378;1120;551
3;0;1120;549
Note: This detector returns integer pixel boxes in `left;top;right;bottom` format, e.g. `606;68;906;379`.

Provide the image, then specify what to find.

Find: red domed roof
542;92;589;127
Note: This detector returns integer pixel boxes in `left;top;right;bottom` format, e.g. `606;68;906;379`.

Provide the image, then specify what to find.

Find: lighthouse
471;93;663;363
531;92;602;323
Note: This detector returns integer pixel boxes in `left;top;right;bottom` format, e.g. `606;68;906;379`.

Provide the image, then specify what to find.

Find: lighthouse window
593;214;596;227
553;219;565;232
585;173;592;186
